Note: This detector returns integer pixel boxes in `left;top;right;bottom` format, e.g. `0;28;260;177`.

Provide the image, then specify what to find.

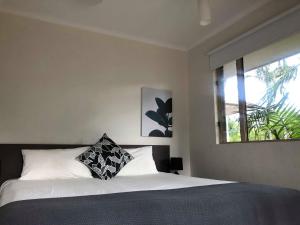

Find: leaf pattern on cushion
77;133;133;180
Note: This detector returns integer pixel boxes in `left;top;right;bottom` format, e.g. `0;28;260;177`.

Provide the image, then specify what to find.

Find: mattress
0;172;231;207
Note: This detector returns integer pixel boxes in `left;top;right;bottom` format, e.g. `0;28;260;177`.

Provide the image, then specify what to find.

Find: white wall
0;12;190;174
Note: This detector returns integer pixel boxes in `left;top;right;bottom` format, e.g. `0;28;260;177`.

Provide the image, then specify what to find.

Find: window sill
220;138;300;144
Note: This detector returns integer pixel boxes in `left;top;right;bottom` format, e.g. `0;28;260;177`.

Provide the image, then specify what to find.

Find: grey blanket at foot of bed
0;183;300;225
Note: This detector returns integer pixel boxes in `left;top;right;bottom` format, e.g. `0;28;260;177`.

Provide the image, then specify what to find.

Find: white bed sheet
0;173;231;207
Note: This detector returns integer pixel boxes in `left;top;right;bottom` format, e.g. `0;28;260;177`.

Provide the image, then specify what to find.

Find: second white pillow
117;146;158;176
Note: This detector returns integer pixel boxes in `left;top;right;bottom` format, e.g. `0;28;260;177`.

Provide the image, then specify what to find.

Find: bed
0;144;300;225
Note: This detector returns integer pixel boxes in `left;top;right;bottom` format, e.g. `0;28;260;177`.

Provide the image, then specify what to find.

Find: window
216;33;300;143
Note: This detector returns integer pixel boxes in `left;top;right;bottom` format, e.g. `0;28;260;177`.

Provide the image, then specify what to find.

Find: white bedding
0;173;231;207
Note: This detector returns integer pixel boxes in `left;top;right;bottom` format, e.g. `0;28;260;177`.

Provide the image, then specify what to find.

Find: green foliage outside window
246;60;300;141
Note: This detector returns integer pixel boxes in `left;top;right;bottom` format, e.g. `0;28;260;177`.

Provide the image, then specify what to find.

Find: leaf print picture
146;98;172;137
141;88;173;137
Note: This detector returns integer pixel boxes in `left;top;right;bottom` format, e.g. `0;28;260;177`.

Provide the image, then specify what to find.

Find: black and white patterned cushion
77;134;133;180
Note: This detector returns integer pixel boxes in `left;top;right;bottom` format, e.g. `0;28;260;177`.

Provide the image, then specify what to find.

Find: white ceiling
0;0;282;50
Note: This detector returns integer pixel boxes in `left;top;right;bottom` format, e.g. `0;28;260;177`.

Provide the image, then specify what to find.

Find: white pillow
117;146;158;176
20;147;93;180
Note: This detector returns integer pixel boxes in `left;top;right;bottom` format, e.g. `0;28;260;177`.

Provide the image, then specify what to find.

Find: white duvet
0;173;231;207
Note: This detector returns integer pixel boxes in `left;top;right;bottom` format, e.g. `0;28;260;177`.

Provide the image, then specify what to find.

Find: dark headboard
0;144;170;186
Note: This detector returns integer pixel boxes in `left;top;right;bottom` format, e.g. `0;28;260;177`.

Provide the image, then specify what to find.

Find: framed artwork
141;87;172;137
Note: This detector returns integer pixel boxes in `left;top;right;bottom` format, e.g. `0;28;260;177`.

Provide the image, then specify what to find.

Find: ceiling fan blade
73;0;103;7
197;0;212;26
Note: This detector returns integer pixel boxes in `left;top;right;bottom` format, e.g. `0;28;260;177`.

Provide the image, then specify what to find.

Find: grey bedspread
0;183;300;225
